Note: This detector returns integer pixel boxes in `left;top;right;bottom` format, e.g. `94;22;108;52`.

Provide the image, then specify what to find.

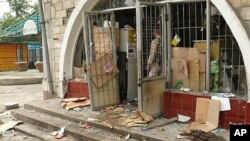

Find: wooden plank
147;117;177;129
142;78;165;116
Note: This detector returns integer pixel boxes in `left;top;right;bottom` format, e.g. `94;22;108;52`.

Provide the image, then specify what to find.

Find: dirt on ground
0;84;43;141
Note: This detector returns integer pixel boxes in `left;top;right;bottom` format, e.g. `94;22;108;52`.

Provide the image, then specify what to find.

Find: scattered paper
0;121;22;135
178;114;191;123
211;96;231;111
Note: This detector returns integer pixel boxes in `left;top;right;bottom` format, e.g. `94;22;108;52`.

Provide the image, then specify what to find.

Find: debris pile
126;111;154;127
177;130;225;141
61;97;90;110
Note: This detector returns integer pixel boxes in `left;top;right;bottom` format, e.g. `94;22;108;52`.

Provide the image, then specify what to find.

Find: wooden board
142;78;165;116
91;76;119;109
90;54;119;88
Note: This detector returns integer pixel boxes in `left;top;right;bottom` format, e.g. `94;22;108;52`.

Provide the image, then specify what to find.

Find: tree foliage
0;0;39;43
7;0;32;17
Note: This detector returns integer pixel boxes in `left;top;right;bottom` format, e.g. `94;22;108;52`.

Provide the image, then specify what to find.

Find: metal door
136;1;168;115
82;11;119;110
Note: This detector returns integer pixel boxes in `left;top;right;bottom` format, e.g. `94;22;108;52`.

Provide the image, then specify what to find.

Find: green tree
0;12;20;31
7;0;32;17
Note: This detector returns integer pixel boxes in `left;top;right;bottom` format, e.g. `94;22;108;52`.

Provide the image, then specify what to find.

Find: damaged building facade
42;0;250;128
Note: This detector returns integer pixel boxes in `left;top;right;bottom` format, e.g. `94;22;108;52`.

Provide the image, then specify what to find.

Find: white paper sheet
211;96;231;111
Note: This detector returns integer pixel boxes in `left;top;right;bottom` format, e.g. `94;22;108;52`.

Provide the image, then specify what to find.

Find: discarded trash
124;134;130;140
113;107;124;113
1;129;16;137
178;114;191;123
80;123;91;129
180;98;220;132
87;118;99;122
221;93;235;98
180;87;191;92
73;107;82;111
62;97;88;102
56;128;65;139
0;120;22;135
102;120;113;128
178;130;225;141
50;131;59;136
61;97;90;110
147;117;177;129
4;102;19;110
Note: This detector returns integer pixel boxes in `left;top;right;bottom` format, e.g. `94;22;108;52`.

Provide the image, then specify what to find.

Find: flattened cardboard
206;99;220;128
171;71;190;88
188;48;199;59
199;72;206;91
187;59;199;91
195;98;209;123
193;40;221;60
199;53;206;73
172;47;188;59
171;59;188;78
90;54;119;88
182;98;220;132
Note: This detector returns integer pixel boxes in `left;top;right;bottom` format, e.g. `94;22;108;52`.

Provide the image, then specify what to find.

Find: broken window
171;2;247;98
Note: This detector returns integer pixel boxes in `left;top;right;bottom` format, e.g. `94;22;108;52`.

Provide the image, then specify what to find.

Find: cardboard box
199;72;206;91
171;71;190;88
199;53;206;73
171;59;188;78
187;59;199;91
172;47;188;59
93;26;120;60
73;67;86;79
181;98;220;132
193;40;221;60
188;48;199;58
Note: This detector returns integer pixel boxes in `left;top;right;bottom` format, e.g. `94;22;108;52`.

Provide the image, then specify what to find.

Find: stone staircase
10;99;170;141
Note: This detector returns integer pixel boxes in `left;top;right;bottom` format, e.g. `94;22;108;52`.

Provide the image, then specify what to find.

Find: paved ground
0;69;43;85
0;84;43;141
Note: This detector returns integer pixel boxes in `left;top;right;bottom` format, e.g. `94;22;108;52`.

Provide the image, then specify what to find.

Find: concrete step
11;109;127;141
14;123;76;141
24;103;167;141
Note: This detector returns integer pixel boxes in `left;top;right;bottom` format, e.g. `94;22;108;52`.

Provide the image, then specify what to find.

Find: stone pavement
0;69;43;85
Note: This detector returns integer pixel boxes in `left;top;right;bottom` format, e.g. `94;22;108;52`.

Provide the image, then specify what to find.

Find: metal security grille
171;2;247;97
141;5;164;78
94;0;163;10
83;11;119;110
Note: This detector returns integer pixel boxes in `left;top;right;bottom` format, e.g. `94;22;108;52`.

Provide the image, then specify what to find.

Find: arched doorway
59;0;250;101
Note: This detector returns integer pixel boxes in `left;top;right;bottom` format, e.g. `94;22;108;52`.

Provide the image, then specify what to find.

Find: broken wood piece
113;107;124;113
0;120;22;134
62;97;88;102
102;120;113;128
110;115;121;119
134;120;148;124
125;119;134;124
127;123;147;127
65;99;90;110
4;102;19;110
136;111;154;122
129;115;138;119
147;117;177;129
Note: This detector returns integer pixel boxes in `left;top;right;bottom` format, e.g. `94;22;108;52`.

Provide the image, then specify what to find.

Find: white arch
59;0;250;99
58;0;99;97
211;0;250;99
